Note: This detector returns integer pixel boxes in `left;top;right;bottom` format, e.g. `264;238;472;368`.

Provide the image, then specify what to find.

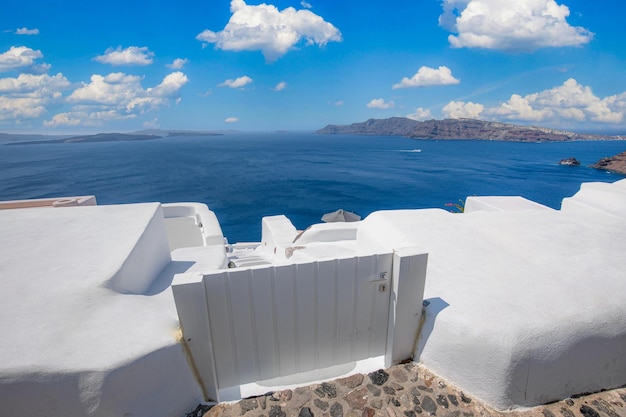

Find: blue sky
1;0;625;133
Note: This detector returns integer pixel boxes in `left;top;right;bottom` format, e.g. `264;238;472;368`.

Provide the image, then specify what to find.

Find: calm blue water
1;133;624;242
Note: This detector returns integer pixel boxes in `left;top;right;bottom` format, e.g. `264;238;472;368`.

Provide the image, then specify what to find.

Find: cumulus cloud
196;0;342;62
225;117;239;123
149;72;190;97
301;1;312;8
44;110;137;127
440;0;593;51
0;72;70;93
94;46;154;66
15;27;39;35
604;92;626;116
167;58;188;69
439;0;469;32
44;71;188;127
219;75;253;89
143;117;160;129
406;107;433;121
273;81;287;91
0;73;70;121
440;79;625;125
393;66;460;89
485;78;623;123
0;96;48;121
0;46;47;72
487;94;550;121
367;98;395;109
68;73;144;105
442;100;485;119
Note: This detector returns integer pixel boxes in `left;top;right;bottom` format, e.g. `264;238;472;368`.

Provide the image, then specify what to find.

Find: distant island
2;129;228;145
0;132;72;143
134;129;228;137
317;117;623;142
6;133;162;145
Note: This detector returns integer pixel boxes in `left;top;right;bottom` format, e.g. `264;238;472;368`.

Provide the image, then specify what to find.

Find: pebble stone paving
185;363;626;417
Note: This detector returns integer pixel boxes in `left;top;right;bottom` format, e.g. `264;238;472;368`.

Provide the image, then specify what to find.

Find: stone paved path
187;363;626;417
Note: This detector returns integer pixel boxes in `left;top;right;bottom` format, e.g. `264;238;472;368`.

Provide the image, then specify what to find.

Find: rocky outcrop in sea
591;151;626;175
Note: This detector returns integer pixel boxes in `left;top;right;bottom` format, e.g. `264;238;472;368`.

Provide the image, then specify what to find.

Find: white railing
172;247;427;402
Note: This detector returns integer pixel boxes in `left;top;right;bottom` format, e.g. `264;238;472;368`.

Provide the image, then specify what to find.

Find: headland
317;117;623;142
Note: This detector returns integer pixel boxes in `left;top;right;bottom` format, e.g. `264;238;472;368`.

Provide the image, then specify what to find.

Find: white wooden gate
172;248;427;402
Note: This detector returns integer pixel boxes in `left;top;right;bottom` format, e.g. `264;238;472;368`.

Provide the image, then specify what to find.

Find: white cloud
367;98;395;109
442;100;485;119
0;96;47;121
439;0;469;32
441;0;593;51
300;1;312;8
273;81;287;91
332;100;344;106
0;46;46;72
149;71;190;97
68;73;145;105
485;78;623;123
94;46;154;66
15;27;39;35
393;66;460;89
225;117;239;123
219;75;253;89
196;0;341;62
487;94;550;121
44;71;188;127
439;79;625;125
406;107;433;121
167;58;188;69
44;110;137;127
604;92;626;115
0;73;70;122
0;72;70;93
43;112;85;127
143;117;160;129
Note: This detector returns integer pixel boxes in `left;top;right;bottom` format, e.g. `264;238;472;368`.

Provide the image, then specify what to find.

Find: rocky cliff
591;151;626;175
317;118;616;142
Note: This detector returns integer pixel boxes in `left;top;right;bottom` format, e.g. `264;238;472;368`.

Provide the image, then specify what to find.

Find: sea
1;133;625;242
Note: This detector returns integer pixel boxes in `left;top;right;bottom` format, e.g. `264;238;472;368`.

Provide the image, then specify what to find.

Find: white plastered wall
0;203;203;416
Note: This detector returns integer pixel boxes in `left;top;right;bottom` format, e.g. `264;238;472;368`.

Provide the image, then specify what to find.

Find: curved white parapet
104;204;172;294
293;221;359;245
162;202;226;248
561;178;626;219
0;202;204;416
258;215;299;257
161;202;228;271
355;180;626;409
247;216;362;265
464;196;554;213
